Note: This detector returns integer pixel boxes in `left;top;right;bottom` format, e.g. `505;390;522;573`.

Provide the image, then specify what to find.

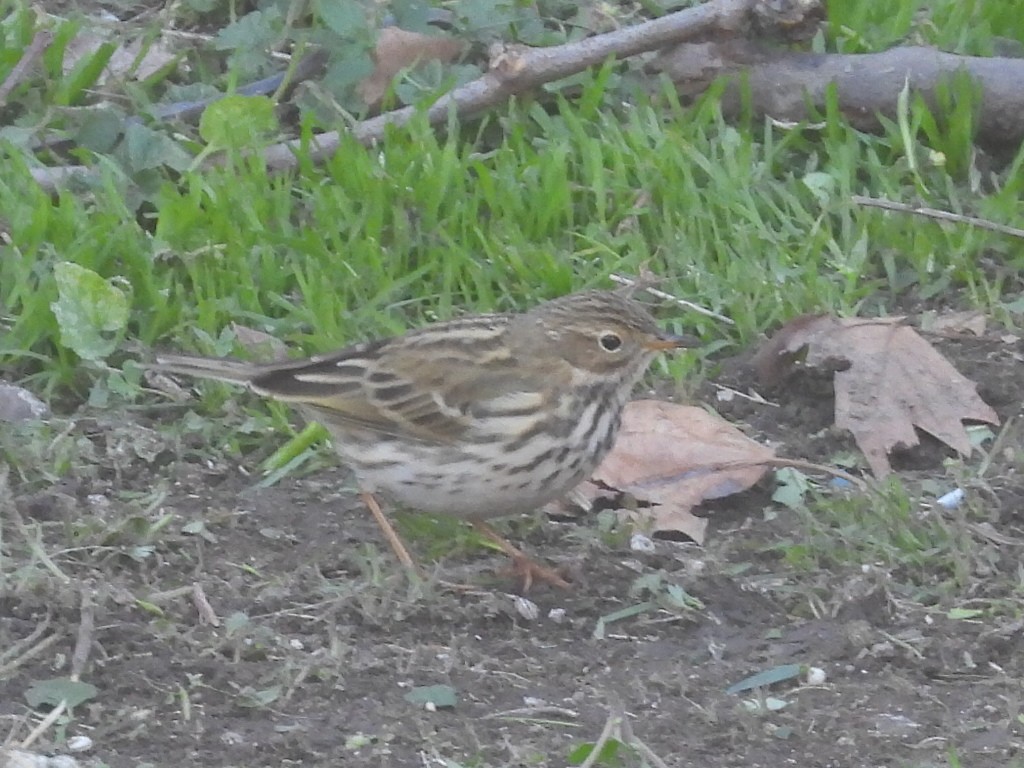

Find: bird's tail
149;354;261;386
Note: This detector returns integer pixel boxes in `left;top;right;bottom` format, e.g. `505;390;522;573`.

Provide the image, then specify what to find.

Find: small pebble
513;595;539;621
630;533;655;552
936;488;965;509
805;667;827;685
66;737;93;753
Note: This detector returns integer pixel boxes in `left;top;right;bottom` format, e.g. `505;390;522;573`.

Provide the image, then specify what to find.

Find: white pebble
806;667;827;685
514;595;539;621
630;533;655;552
66;737;93;753
87;494;110;511
936;488;965;509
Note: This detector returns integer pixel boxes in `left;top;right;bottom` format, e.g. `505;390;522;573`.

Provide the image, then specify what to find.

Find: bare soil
3;329;1024;768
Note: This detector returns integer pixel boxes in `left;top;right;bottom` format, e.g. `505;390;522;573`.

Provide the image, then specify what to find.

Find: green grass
5;85;1022;388
0;3;1021;447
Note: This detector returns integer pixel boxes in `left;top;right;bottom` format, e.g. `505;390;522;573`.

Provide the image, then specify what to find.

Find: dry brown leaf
357;28;465;107
924;310;987;336
762;315;999;477
586;400;775;543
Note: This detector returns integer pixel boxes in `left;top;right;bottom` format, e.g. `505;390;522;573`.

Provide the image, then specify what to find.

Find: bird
149;288;692;589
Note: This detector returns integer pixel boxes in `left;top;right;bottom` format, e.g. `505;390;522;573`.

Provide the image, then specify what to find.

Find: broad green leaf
317;0;369;38
51;262;129;361
323;52;375;101
25;678;99;709
123;122;192;171
215;9;281;50
455;0;518;34
390;0;434;31
77;107;124;153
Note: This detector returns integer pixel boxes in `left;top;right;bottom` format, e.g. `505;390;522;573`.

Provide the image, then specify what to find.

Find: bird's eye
598;332;623;352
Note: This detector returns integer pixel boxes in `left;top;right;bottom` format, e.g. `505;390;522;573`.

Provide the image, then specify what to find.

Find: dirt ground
3;327;1024;768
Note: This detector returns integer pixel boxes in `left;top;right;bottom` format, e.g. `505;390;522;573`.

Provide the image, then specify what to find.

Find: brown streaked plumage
150;289;692;588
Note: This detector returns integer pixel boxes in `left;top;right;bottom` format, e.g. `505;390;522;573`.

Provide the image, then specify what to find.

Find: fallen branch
653;41;1024;148
852;195;1024;239
259;0;757;170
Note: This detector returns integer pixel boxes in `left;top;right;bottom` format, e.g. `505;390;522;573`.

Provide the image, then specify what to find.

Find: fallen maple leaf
756;315;999;478
584;400;775;544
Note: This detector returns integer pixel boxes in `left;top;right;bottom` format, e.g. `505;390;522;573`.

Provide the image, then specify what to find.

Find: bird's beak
642;331;700;351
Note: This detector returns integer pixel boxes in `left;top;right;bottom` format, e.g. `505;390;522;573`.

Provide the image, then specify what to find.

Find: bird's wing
248;315;557;445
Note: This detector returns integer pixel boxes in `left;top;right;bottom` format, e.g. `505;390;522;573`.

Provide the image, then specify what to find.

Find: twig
192;583;221;627
576;704;671;768
0;633;61;679
10;510;70;585
629;736;672;768
18;701;66;749
852;195;1024;239
711;383;778;406
576;709;622;768
978;413;1016;479
612;708;671;768
0;611;52;666
69;589;95;682
0;29;53;107
610;273;735;324
484;705;580;720
703;456;869;490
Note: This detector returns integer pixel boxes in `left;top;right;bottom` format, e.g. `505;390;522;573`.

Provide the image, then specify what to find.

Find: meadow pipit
151;289;691;588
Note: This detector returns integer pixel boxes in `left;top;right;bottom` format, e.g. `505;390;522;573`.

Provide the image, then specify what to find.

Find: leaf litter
583;400;776;544
752;314;1000;477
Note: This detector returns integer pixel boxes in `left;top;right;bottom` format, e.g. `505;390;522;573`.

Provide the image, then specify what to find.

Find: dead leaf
357;28;464;107
759;315;1000;477
922;310;987;336
750;313;831;385
585;400;775;543
0;382;48;422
